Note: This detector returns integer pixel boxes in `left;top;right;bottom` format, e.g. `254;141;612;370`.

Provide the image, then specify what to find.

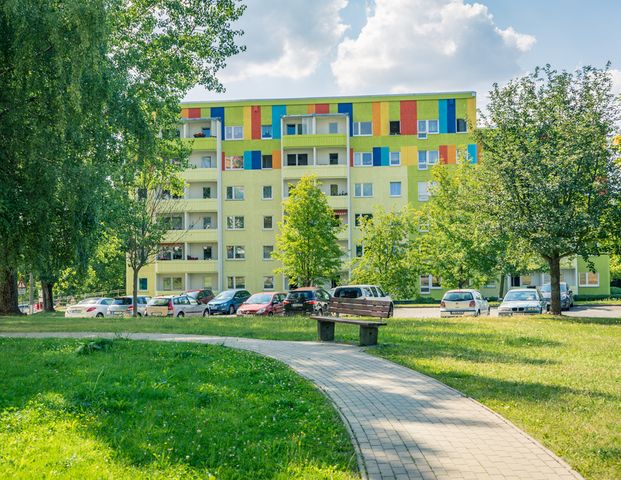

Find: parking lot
394;304;621;319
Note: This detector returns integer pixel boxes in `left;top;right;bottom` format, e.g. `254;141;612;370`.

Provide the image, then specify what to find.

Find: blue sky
185;0;621;104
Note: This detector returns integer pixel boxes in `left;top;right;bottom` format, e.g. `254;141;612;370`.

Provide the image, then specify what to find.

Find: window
224;125;243;140
354;152;373;167
138;278;148;291
330;184;339;196
418;150;439;170
418;182;430;201
263;245;274;260
356;245;363;257
201;156;213;168
227;276;245;289
579;272;599;287
202;187;212;199
428;120;439;134
417;120;439;139
225;155;243;170
161;215;183;230
286;153;308;166
456;118;467;133
203;246;213;260
226;186;244;200
353;121;372;136
226;216;245;230
354;183;373;197
389;121;400;135
202;216;212;229
420;275;430;294
261;125;272;139
520;275;533;286
328;122;338;134
354;213;373;227
226;246;245;260
263;216;273;229
390;152;401;166
262;185;273;200
262;154;273;169
329;153;339;165
263;276;274;290
158;245;183;261
431;276;441;288
390;181;401;197
163;276;183;291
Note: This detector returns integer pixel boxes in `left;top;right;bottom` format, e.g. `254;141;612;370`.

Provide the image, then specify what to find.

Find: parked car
207;289;252;315
237;292;287;316
106;296;150;317
539;282;574;310
65;297;114;318
283;287;330;316
146;295;207;317
184;288;215;305
497;288;547;316
440;289;489;317
332;284;394;317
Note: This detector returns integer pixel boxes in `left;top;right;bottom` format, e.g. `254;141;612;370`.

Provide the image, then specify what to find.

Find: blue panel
210;107;225;140
252;150;262;170
338;103;353;136
272;105;286;139
372;147;382;166
243;151;253;170
447;99;456;133
467;144;478;163
381;147;389;166
438;100;448;134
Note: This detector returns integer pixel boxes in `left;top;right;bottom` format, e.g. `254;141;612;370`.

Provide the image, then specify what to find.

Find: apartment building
125;92;609;299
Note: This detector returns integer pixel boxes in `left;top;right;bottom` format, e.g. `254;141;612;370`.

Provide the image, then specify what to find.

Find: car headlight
256;308;266;314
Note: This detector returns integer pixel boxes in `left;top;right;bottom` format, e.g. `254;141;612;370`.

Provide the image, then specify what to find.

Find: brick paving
2;332;583;480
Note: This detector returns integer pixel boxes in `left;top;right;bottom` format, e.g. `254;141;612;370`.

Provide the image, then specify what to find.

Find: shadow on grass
549;315;621;326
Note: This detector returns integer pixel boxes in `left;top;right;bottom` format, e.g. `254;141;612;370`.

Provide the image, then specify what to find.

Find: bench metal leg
317;321;335;342
359;326;379;346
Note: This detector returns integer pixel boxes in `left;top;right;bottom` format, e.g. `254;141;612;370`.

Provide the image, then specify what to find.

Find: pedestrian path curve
1;332;582;480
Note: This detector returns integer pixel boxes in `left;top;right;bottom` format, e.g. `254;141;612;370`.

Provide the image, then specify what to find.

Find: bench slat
311;316;387;327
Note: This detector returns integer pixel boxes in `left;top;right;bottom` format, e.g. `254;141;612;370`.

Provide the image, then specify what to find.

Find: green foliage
274;176;343;286
351;206;423;299
75;338;114;355
609;255;621;281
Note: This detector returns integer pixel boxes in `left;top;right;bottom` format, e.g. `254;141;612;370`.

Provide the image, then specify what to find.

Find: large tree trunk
0;267;21;315
498;274;506;299
132;267;139;318
41;280;55;312
548;256;562;315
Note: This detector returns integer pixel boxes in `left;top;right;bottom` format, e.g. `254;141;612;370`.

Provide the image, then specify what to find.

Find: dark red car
236;292;287;316
184;288;215;305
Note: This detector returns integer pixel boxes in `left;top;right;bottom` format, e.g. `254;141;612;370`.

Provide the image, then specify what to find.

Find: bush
573;294;621;302
610;286;621;295
75;338;114;355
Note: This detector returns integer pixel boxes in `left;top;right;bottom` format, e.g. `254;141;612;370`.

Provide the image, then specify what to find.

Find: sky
184;0;621;106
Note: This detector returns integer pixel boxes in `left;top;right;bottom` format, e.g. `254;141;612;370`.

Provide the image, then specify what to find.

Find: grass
0;337;359;479
1;313;620;479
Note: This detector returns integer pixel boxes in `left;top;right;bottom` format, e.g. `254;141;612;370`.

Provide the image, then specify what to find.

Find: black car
283;287;330;315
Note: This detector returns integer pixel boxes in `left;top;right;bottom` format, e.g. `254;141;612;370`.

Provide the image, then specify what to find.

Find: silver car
540;283;574;311
332;284;394;317
106;296;150;317
440;289;490;317
146;295;207;317
498;288;546;316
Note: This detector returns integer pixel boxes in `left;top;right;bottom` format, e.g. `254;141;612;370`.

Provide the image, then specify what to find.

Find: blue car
207;289;251;315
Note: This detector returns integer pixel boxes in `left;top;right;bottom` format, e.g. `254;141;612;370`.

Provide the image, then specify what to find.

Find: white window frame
263;245;274;261
261;125;272;139
263;215;274;230
579;271;599;287
389;181;401;197
227;276;245;289
389;151;401;166
224;125;243;140
418;182;430;201
353;121;372;136
263;276;275;290
354;183;373;198
419;275;431;295
201;156;214;168
262;185;273;200
226;186;244;201
286;153;309;166
226;216;245;230
328;122;339;134
354;152;373;167
226;245;246;260
162;276;183;291
418;150;439;170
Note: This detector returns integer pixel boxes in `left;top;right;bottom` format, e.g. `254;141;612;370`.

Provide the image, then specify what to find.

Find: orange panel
272;150;281;169
447;145;457;164
372;102;381;136
181;108;189;119
307;104;315;114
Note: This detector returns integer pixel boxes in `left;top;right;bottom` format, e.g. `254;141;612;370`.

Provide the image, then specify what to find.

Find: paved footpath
2;332;582;480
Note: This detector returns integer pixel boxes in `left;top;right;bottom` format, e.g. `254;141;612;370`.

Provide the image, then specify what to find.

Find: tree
475;65;621;314
350;206;423;300
274;176;343;287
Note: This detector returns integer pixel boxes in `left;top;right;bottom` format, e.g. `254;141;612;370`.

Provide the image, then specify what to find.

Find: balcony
158;198;217;213
162;229;218;243
326;195;349;209
181;168;218;182
283;134;347;149
183;136;217;150
155;259;218;274
282;164;347;179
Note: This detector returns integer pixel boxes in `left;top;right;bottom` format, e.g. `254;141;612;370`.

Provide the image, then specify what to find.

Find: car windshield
113;297;132;305
186;291;198;299
213;291;234;301
443;292;473;301
149;298;170;306
540;284;567;293
78;298;99;305
246;293;272;304
504;291;538;302
287;291;313;301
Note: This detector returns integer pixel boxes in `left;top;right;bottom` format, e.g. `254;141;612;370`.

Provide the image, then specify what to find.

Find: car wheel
229;305;235;315
136;313;142;317
475;309;480;317
487;307;491;316
203;309;209;317
388;305;394;318
177;311;184;318
268;311;274;317
96;312;104;318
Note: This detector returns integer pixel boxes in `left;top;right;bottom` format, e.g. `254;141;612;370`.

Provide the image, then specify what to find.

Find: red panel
350;148;354;167
439;145;448;164
315;103;329;114
400;100;417;135
251;105;261;140
188;108;201;119
221;152;225;171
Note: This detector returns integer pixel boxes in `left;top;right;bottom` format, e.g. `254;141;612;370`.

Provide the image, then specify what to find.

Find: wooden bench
310;297;391;346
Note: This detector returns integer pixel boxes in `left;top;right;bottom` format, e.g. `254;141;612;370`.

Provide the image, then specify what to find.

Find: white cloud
331;0;536;94
219;0;349;82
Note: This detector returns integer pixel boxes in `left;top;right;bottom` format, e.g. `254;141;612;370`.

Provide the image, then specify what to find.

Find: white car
106;296;150;317
332;284;394;316
497;288;547;316
440;289;490;317
145;295;208;317
65;297;114;318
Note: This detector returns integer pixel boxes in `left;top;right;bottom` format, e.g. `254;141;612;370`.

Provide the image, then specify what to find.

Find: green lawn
1;312;620;479
0;337;358;479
